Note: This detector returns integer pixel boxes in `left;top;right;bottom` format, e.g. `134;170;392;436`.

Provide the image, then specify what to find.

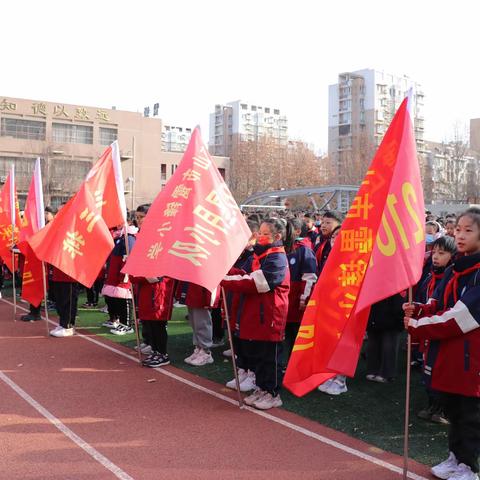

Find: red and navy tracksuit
284;240;317;359
132;276;175;354
222;241;289;396
102;233;136;326
408;252;480;472
314;235;332;275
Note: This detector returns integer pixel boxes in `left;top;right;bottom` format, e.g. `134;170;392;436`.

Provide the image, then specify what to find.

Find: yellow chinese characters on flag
284;94;425;397
0;171;22;272
123;127;251;293
28;185;113;288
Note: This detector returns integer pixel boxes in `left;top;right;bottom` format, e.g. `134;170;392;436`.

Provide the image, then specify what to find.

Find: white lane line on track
3;299;428;480
0;369;134;480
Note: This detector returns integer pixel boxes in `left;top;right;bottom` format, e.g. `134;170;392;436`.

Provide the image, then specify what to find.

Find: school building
0;96;229;209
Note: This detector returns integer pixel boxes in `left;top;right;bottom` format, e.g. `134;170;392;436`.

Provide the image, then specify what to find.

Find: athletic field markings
0;369;134;480
2;299;428;480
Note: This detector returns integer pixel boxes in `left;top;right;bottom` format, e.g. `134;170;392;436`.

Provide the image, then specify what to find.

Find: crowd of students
4;203;480;480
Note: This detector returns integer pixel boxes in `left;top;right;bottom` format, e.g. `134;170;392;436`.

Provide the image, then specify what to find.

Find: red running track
0;299;431;480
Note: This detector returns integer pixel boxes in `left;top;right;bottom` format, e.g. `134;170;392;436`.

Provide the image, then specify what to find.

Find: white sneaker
222;349;233;358
431;452;458;479
50;327;75;337
184;347;201;364
226;368;248;389
243;388;266;406
448;463;479;480
253;392;283;410
321;376;348;396
189;349;214;366
110;324;134;335
239;370;256;392
318;378;335;392
49;325;63;335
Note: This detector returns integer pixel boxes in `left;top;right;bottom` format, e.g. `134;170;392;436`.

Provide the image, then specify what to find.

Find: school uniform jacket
175;281;220;309
224;248;254;330
408;252;480;397
286;241;317;323
314;236;332;275
132;276;175;321
102;233;135;299
221;241;290;342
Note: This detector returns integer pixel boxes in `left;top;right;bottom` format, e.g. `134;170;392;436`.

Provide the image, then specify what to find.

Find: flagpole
11;246;16;320
41;262;50;336
122;226;142;363
402;286;413;479
10;164;17;320
221;286;244;409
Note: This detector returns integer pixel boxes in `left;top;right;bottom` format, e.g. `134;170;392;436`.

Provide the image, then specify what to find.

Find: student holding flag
405;208;480;480
222;217;290;410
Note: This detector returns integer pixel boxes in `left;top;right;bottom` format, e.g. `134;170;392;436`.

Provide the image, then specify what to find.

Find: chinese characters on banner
123;127;251;293
284;95;425;397
0;98;110;121
0;172;22;272
28;185;114;288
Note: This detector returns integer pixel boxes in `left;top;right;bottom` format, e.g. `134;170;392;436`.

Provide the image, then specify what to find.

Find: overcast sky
2;0;478;153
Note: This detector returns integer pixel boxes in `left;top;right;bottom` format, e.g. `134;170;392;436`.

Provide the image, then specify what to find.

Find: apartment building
209;100;288;156
328;69;424;182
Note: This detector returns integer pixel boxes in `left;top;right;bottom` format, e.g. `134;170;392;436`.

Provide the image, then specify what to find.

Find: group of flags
0;93;425;397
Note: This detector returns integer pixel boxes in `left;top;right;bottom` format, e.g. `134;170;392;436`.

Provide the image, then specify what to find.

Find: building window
265;108;270;113
251;105;257;111
99;127;118;145
241;104;247;110
52;123;93;144
1;118;46;140
274;109;280;115
161;163;166;180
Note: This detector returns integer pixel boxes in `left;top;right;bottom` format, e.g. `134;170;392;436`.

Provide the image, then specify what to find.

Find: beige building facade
0;96;229;210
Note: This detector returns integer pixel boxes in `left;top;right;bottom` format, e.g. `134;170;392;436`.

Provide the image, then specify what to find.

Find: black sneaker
21;314;41;322
143;353;170;368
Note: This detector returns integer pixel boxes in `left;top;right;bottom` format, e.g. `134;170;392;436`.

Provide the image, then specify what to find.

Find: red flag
28;185;114;288
123;127;251;292
284;93;425;396
18;158;46;307
84;141;126;228
0;167;22;272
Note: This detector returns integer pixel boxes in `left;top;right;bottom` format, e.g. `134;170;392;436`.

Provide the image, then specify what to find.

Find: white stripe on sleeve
251;269;270;293
409;300;479;334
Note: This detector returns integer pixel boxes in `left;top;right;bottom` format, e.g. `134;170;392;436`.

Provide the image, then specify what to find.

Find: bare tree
228;135;329;202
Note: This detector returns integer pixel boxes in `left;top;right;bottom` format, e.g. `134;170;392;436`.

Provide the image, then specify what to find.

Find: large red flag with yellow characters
18;158;45;307
0;167;22;272
83;141;126;229
123;127;251;292
28;184;114;288
27;142;125;288
283;93;425;396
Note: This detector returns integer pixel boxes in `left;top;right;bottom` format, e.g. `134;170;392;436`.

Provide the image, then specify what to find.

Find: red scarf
427;272;444;298
252;246;285;272
443;263;480;306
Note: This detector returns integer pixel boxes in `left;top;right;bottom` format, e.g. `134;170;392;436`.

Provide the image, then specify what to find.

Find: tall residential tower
328;69;424;182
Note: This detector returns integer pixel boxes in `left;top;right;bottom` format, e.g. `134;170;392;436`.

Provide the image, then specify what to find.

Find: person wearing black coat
366;293;405;382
